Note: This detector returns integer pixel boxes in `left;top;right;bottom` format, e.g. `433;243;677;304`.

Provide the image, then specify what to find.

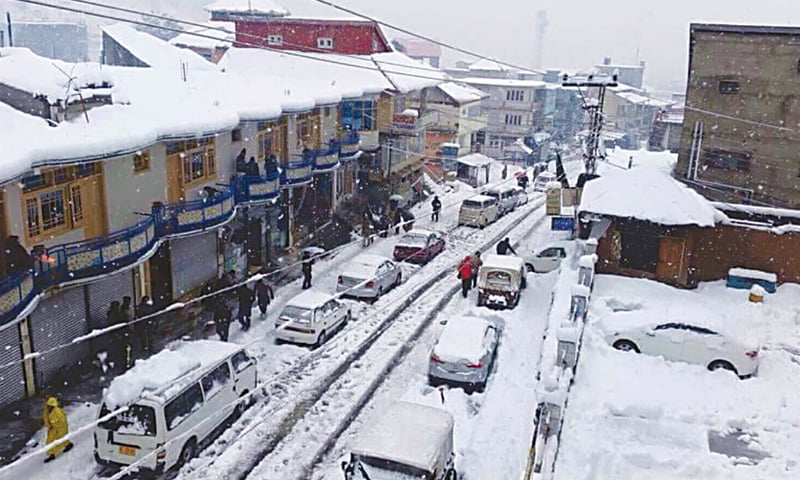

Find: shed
455;153;493;187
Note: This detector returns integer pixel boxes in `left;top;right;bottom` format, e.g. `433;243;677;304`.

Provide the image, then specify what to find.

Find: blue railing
0;270;36;323
159;188;236;236
314;143;340;171
340;131;360;156
281;155;314;186
233;171;281;203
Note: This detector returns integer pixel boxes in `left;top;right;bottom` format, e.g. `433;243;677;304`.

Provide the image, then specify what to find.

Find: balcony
0;271;35;323
233;171;281;203
281;152;314;186
358;130;380;151
339;131;360;156
159;189;236;237
388;110;440;136
313;142;340;173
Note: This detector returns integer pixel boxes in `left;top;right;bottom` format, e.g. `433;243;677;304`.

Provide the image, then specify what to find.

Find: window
75;163;97;178
703;148;751;172
718;80;740;94
183;151;205;183
99;403;157;437
506;90;525;102
164;383;204;431
39;190;67;232
52;167;70;184
231;128;242;142
504;114;522;126
133;150;151;172
69;185;84;225
267;34;282;45
174;138;216;186
341;100;376;131
231;351;253;374
317;37;333;49
201;363;231;399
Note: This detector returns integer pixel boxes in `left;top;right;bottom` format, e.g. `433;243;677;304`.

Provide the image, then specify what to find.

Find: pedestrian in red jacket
458;256;473;298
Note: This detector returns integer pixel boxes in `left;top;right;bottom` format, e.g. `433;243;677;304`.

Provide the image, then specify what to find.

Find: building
649;105;684;153
675;23;800;209
169;21;235;63
207;0;391;55
601;84;672;149
392;37;441;68
594;57;646;89
0;21;88;62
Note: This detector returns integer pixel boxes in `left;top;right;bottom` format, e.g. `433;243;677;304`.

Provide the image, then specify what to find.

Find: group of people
207;270;275;342
457;251;483;298
106;295;157;370
234;148;280;178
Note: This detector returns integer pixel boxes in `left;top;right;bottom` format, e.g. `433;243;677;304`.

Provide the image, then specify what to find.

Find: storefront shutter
0;325;26;406
170;231;218;299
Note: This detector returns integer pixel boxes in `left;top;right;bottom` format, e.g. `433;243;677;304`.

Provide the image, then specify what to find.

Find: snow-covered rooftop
169;21;235;49
103;23;220;72
461;76;546;89
580;166;724;227
205;0;290;16
482;253;525;271
457;153;494;167
352;401;454;472
437;81;488;104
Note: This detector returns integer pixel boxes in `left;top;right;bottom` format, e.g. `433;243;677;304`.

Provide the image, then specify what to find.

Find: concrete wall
104;147;168;231
676;28;800;207
320;105;339;144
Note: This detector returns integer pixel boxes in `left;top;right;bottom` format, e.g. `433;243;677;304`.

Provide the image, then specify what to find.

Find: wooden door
656;236;686;284
77;174;108;238
166;153;185;202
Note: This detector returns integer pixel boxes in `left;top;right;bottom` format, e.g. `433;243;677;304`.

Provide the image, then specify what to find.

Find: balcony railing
158;189;236;237
281;152;314;186
358;130;379;151
314;143;340;172
233;171;281;203
339;131;360;156
0;270;35;322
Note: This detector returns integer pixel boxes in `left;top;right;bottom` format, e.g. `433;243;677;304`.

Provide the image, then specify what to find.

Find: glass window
133;151;151;172
164;382;204;431
99;403;157;437
69;185;83;225
25;197;40;238
201;363;231;399
39;190;66;231
231;351;253;374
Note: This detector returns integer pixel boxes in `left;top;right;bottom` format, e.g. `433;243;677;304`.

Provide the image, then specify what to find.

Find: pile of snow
169;21;236;49
605;147;678;174
580;166;725;227
433;316;490;363
103;24;220;72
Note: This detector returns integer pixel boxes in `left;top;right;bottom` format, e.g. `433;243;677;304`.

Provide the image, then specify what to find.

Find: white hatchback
606;322;759;378
275;290;351;347
525;241;571;273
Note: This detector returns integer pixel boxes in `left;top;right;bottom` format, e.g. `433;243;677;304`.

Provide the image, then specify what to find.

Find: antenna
51;62;90;123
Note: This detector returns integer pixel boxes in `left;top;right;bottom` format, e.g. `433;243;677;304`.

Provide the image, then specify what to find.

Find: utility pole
534;10;548;70
562;73;618;175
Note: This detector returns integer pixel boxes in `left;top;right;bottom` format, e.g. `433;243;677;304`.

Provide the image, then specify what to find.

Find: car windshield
463;200;485;208
281;306;313;323
98;403;157;437
399;234;428;247
486;270;513;285
352;455;432;480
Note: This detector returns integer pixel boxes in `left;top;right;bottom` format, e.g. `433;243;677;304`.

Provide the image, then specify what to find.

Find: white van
94;341;257;473
511;185;528;207
275;290;351;346
482;184;517;216
533;172;557;192
458;195;499;228
342;401;456;480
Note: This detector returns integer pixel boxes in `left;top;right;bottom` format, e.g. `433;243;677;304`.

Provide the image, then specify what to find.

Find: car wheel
377;286;384;299
178;438;197;467
612;339;640;353
521;276;527;289
526;263;535;273
708;360;737;375
315;330;327;348
394;273;402;287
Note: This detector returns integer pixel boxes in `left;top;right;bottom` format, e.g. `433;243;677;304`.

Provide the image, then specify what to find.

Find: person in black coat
255;279;274;316
3;235;33;276
237;284;255;331
134;296;157;355
235;148;248;173
301;252;313;289
214;301;232;342
245;157;260;176
496;237;517;256
431;196;442;222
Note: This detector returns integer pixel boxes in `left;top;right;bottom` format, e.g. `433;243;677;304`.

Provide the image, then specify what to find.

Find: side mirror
645;330;655;337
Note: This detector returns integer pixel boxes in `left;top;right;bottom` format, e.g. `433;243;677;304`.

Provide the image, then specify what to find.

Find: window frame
133;150;151;173
175;138;217;188
317;37;334;49
267;34;283;46
718;80;741;94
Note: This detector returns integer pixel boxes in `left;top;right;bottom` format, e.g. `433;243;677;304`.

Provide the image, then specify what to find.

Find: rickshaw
476;254;527;309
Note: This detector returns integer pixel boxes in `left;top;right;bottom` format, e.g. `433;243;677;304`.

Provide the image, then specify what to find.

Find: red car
393;229;445;264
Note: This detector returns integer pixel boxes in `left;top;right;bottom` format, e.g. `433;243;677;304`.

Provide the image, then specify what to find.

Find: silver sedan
336;254;403;300
429;316;500;393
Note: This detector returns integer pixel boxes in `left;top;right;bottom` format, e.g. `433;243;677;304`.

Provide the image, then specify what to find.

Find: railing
159;188;236;236
233;171;281;203
281;153;314;186
358;130;380;151
314;143;340;172
0;270;35;322
339;131;361;156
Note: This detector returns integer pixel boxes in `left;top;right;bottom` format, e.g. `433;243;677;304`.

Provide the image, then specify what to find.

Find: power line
308;0;540;74
684;105;799;135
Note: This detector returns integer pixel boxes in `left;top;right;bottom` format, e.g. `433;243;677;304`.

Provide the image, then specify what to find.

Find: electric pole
534;10;548;70
562;73;618;175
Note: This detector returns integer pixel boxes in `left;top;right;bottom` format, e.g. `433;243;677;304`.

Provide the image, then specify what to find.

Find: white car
606;322;759;378
275;290;351;347
429;316;500;392
337;254;402;300
533;172;557;192
525;242;571;273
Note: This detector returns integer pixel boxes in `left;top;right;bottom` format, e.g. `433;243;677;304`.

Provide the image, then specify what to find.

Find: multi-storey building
676;23;800;209
0;22;443;407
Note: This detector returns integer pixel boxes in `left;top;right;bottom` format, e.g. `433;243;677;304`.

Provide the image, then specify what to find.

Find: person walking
361;211;373;247
301;252;314;289
502;164;508;180
105;301;126;369
237;284;255;331
458;256;473;298
134;296;157;355
246;156;260;176
496;237;517;256
431;195;442;222
42;396;72;463
469;251;483;288
255;279;274;317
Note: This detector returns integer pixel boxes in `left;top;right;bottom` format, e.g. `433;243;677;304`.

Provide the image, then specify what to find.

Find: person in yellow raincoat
43;396;73;462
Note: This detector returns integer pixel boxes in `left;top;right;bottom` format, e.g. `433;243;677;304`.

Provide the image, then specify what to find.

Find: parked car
525;241;571;273
342;401;456;480
458;195;499;228
482;184;517;216
533;171;557;192
606;322;759;378
511;185;528;206
337;254;402;300
393;229;445;264
275;290;351;347
429;316;500;392
94;341;257;473
476;254;527;308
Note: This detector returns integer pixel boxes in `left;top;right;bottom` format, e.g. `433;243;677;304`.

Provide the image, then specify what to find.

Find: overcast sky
4;0;800;92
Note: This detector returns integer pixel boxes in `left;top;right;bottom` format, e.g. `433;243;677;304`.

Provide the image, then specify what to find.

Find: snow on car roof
434;316;491;364
482;253;524;270
286;289;334;308
104;340;243;408
342;254;390;278
352;401;454;472
465;194;496;203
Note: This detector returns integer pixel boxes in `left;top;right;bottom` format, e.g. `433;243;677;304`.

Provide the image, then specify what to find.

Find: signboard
551;216;575;232
545;188;562;215
391;113;417;130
